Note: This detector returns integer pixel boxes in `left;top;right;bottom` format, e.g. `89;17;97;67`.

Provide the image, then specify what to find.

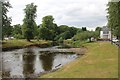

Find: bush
72;31;99;41
14;34;24;39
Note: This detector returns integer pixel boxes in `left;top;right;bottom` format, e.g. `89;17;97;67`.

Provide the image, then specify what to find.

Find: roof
101;26;111;31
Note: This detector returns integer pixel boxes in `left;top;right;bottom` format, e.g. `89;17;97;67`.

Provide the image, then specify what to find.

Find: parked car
112;38;119;42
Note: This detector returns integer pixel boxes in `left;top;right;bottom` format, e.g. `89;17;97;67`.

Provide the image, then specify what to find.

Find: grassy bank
64;39;88;48
40;42;118;78
2;39;51;48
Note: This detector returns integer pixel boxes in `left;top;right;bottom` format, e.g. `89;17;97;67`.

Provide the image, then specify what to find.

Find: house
100;26;111;40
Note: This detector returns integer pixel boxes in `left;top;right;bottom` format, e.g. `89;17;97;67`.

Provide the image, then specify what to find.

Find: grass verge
40;42;118;78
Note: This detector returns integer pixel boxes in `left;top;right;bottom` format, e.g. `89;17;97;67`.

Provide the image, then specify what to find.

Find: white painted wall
100;31;103;39
100;31;111;40
108;31;111;40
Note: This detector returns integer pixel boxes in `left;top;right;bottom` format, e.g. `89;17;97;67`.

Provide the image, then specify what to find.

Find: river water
1;46;78;78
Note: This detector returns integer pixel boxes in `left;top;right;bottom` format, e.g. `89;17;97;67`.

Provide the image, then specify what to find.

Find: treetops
2;1;101;41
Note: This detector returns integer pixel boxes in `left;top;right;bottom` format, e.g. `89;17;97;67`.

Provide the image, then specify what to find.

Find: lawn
40;42;118;78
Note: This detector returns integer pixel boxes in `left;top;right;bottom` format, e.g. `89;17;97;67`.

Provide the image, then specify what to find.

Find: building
100;26;111;40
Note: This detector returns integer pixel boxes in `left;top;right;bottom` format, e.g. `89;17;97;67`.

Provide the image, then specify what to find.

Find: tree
95;27;102;38
58;25;69;33
69;27;78;37
12;24;23;39
2;0;12;39
54;25;78;40
22;3;37;41
95;27;102;32
32;22;38;39
82;27;87;31
39;27;51;40
107;1;120;39
39;15;58;40
38;16;78;41
77;28;83;33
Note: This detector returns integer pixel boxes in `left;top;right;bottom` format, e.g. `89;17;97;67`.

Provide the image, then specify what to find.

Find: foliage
95;27;102;32
39;26;53;40
38;16;78;41
94;31;100;39
58;25;70;33
38;15;58;40
54;25;78;40
72;31;94;41
22;3;37;41
64;39;88;48
107;1;120;39
33;22;38;39
95;27;102;38
12;24;23;39
77;28;83;33
2;0;12;39
82;27;87;31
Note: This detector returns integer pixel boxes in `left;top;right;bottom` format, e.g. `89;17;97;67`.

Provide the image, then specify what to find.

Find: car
112;38;119;42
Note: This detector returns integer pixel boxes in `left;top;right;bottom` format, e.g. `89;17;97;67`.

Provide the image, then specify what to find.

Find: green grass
2;39;51;48
40;42;118;78
64;39;88;47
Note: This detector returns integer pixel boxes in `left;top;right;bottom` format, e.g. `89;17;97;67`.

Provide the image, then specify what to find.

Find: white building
100;26;111;40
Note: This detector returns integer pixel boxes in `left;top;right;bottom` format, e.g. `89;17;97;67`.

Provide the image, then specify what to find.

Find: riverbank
2;39;52;51
40;42;118;78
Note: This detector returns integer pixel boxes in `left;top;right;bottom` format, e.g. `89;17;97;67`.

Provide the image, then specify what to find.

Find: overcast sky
8;0;108;30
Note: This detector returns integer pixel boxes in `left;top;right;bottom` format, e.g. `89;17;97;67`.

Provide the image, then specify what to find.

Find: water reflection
23;48;36;77
40;52;54;71
2;47;78;78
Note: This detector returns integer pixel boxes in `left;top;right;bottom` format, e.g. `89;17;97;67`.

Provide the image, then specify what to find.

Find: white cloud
8;0;108;29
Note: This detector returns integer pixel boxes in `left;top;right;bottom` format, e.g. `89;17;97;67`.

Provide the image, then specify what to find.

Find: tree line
2;1;100;41
107;0;120;39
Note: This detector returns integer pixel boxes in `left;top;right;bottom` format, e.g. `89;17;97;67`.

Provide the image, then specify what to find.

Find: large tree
1;0;12;39
22;3;37;41
107;1;120;39
39;15;58;40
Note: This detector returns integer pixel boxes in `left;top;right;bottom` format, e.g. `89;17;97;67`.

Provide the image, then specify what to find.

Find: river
1;46;79;78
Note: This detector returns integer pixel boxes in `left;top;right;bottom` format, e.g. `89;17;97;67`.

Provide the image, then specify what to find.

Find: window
103;31;109;34
103;35;108;39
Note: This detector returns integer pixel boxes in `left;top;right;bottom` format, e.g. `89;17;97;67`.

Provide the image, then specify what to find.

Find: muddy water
2;47;78;78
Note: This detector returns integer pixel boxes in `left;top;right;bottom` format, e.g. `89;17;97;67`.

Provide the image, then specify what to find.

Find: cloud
8;0;108;30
